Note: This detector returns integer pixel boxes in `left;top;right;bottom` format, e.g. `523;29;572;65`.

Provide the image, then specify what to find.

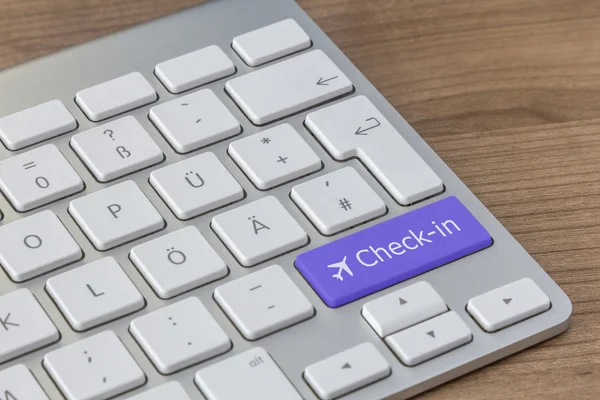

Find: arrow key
467;278;551;332
304;342;390;400
362;281;447;337
385;311;472;366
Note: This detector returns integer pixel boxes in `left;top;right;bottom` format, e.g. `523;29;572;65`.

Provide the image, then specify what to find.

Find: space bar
225;50;353;125
295;197;493;307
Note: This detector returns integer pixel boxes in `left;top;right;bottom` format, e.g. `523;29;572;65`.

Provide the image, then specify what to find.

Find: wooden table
1;0;599;398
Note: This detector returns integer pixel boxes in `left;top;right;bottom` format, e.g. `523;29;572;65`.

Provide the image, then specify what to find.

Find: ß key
291;167;386;235
296;196;492;307
0;144;84;211
0;210;82;282
212;196;308;266
229;123;321;190
69;180;164;251
44;331;146;400
130;226;228;299
71;116;163;182
130;297;231;374
0;289;59;364
150;152;244;220
46;257;145;331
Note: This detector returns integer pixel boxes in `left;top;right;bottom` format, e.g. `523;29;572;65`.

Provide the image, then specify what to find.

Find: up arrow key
342;362;351;369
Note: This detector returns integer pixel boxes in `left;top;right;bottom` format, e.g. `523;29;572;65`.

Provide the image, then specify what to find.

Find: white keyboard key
150;89;241;153
233;19;311;66
46;257;145;331
44;331;145;400
155;45;236;93
467;278;551;332
130;226;228;299
385;311;472;366
0;144;83;211
0;100;77;150
292;167;386;235
0;289;59;363
130;297;231;374
229;124;321;190
76;72;157;121
214;264;314;340
127;382;191;400
306;96;443;205
212;196;307;266
71;116;163;182
0;364;49;400
226;50;352;125
149;152;244;220
195;347;302;400
69;181;164;251
362;281;447;337
304;343;390;400
0;210;82;281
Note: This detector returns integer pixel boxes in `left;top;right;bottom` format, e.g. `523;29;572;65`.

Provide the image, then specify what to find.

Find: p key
69;180;164;251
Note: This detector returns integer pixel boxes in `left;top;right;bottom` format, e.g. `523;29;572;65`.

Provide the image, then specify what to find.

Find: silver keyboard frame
0;0;571;399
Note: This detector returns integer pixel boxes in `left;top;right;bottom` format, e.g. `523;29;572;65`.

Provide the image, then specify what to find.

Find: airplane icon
327;256;353;281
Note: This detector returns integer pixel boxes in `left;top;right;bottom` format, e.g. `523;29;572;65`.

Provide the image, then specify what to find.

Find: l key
306;96;443;205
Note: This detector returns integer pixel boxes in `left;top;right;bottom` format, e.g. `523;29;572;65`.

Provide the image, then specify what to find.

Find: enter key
295;196;492;308
306;95;443;205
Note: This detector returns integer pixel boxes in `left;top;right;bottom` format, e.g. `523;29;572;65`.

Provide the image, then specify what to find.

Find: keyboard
0;0;572;399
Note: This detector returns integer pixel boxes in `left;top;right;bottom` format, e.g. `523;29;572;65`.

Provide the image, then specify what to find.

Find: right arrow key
467;278;551;332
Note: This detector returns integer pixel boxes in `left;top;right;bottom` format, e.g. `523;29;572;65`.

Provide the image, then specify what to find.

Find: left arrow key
304;342;391;400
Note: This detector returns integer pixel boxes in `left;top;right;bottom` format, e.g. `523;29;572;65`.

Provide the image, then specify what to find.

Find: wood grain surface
1;0;599;398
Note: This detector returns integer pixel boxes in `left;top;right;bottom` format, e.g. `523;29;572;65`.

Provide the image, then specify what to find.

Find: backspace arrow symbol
316;76;339;86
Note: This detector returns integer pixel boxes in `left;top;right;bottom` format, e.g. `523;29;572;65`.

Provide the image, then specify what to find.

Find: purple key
295;196;492;307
